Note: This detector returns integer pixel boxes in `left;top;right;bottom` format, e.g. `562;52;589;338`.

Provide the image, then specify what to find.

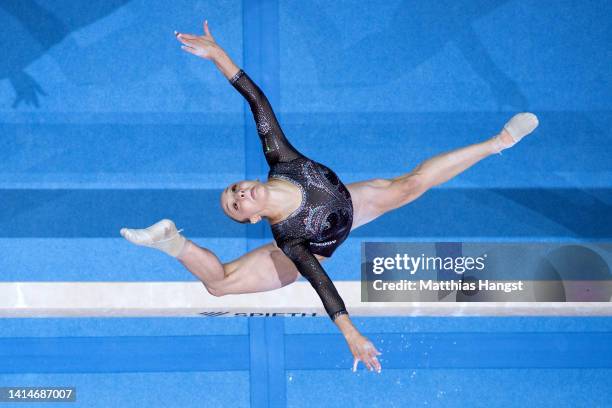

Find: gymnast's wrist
334;314;357;337
210;46;226;62
213;51;240;80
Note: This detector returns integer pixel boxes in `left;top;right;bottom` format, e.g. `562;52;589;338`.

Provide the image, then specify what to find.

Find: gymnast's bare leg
178;240;307;296
120;220;313;297
347;112;539;229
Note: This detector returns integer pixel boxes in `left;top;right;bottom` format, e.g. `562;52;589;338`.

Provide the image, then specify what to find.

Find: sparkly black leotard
229;69;352;321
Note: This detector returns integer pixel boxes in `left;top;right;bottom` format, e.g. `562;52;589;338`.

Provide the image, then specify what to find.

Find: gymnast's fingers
352;358;359;372
175;36;198;47
174;31;199;40
370;355;382;373
203;19;215;40
180;45;198;55
360;350;373;371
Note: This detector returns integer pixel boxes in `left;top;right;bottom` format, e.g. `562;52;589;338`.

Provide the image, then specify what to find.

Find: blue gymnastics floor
1;0;611;406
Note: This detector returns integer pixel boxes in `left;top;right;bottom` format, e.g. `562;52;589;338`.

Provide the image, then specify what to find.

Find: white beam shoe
493;112;539;154
120;219;186;258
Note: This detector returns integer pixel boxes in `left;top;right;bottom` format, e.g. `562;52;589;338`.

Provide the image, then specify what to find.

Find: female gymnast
120;20;539;374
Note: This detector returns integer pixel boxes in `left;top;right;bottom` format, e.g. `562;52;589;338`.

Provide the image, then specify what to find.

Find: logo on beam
199;311;318;317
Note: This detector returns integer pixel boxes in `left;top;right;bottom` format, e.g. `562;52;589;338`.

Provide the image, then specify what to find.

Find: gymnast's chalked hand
347;333;382;373
174;19;222;60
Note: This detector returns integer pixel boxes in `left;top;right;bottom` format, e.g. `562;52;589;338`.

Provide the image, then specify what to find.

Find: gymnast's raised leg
347;113;539;230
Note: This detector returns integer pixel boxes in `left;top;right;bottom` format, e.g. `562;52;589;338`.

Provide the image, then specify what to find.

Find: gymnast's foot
120;219;187;258
492;112;539;154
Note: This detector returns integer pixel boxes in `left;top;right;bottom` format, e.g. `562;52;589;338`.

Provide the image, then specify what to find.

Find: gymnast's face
220;180;267;223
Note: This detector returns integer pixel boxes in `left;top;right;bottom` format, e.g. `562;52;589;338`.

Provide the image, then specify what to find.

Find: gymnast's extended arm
279;239;349;321
175;22;302;166
228;69;302;166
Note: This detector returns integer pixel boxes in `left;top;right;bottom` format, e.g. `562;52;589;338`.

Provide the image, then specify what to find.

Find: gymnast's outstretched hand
174;19;241;81
346;332;383;373
174;20;222;60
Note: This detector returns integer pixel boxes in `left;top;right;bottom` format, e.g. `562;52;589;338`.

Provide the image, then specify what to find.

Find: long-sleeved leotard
229;69;353;321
